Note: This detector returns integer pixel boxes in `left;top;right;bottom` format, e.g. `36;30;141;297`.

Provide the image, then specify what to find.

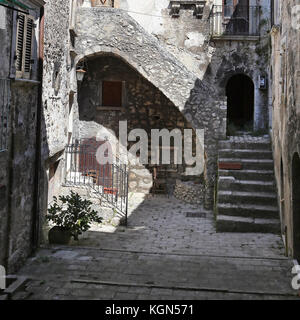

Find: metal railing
0;79;10;151
210;5;260;37
64;141;129;225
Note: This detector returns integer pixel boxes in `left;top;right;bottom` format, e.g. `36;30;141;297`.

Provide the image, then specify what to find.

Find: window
101;81;124;110
15;13;34;79
223;0;249;15
223;0;235;17
271;0;274;26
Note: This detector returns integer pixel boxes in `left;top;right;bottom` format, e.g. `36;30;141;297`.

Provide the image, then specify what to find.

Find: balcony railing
210;5;260;37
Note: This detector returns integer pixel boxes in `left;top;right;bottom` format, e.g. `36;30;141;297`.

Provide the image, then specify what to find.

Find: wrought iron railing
210;5;260;37
64;141;129;225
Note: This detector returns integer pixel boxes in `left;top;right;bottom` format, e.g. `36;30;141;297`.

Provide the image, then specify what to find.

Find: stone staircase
216;135;281;234
149;165;178;195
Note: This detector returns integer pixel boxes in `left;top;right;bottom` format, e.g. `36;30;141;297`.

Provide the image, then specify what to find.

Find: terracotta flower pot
48;226;72;245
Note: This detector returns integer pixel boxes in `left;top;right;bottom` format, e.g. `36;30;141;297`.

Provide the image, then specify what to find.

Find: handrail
64;143;129;226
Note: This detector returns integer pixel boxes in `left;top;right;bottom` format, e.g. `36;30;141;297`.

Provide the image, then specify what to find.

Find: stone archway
292;152;300;260
76;54;202;195
226;73;254;132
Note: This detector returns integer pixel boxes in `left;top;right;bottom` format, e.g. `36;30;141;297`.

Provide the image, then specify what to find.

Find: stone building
57;0;271;206
0;0;44;272
269;0;300;259
1;0;299;273
43;0;282;234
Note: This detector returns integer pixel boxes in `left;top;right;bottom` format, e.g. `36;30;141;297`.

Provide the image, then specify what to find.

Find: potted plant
46;191;103;244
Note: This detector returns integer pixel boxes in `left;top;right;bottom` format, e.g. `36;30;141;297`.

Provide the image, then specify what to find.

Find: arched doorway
226;74;254;133
292;152;300;260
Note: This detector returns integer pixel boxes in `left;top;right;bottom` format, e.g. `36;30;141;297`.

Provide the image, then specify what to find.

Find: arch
292;152;300;260
76;52;195;128
76;54;202;185
75;46;195;113
226;73;254;133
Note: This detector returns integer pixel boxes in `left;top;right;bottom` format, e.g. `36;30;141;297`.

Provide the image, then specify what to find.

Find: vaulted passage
75;7;198;112
292;152;300;261
77;55;197;195
226;74;254;132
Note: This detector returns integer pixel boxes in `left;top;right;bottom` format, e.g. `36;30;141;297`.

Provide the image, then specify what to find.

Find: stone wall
73;3;272;207
174;179;205;205
0;5;11;265
0;2;43;272
270;0;300;257
75;7;198;112
106;0;270;132
40;0;75;240
0;6;12;79
77;55;197;193
42;0;72;159
74;7;230;207
7;81;39;272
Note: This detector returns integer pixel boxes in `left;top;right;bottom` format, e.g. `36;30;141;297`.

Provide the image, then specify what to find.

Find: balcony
210;5;260;40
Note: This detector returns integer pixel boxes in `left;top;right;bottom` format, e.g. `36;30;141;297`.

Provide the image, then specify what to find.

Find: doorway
226;74;254;133
292;152;300;261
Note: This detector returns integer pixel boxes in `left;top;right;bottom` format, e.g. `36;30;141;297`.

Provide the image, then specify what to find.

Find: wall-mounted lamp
259;75;267;90
76;59;87;82
76;68;86;82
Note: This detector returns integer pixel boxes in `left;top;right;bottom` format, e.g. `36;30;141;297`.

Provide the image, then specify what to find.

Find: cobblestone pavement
12;195;299;300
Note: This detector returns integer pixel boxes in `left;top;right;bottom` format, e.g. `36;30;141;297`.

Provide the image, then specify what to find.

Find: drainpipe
31;6;44;251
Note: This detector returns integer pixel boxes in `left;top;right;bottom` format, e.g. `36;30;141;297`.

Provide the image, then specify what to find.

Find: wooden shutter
24;17;34;77
15;14;25;75
15;14;34;79
102;81;123;107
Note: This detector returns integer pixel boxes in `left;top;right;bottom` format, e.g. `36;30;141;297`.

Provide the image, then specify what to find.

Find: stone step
218;158;274;170
218;190;277;206
219;141;271;151
218;178;275;193
216;215;281;234
218;149;273;160
218;169;275;181
217;203;279;219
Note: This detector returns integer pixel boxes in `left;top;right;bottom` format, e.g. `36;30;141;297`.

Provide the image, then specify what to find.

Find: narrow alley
11;195;298;300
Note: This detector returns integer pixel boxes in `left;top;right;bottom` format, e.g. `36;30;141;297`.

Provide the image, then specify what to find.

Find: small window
15;13;34;79
102;81;123;108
